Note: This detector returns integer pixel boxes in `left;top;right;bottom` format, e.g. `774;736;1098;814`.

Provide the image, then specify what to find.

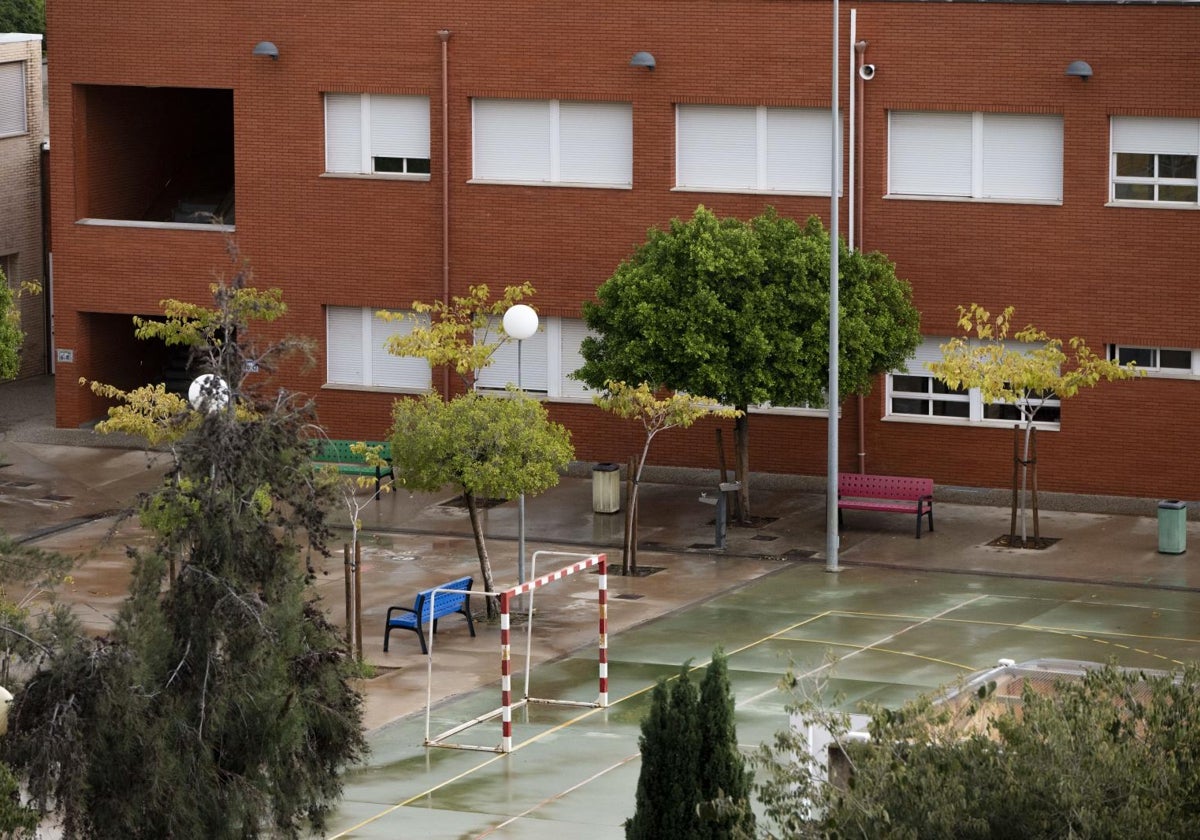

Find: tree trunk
733;411;751;522
464;490;498;619
1019;421;1034;546
623;455;640;576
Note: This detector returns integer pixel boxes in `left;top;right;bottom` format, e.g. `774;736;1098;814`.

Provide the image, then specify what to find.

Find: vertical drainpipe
439;29;452;400
851;15;868;474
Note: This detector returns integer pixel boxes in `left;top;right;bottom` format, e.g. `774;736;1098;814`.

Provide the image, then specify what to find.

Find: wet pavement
3;375;1200;837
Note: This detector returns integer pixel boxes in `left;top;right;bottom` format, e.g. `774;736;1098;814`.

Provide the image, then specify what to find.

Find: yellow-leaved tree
927;304;1141;547
594;381;740;575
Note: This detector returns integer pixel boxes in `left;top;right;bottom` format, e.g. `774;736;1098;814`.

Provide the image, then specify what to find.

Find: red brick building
45;1;1200;501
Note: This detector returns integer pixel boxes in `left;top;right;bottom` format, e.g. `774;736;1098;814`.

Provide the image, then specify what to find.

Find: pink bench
837;473;934;539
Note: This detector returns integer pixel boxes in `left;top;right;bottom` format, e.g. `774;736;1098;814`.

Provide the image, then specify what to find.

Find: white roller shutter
1112;117;1200;156
476;318;549;392
676;105;757;189
982;114;1062;201
325;94;363;173
908;337;953;374
558;319;594;400
326;307;365;384
370;312;431;389
559;101;632;185
889;111;972;196
369;95;430;160
764;108;832;193
473;99;551;182
0;61;27;137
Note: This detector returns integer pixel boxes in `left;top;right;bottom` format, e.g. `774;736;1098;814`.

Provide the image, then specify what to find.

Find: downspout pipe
439;30;452;400
853;27;869;474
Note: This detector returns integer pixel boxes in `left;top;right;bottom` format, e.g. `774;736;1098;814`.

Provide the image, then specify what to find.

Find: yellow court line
1069;634;1187;667
331;610;837;837
832;608;1200;647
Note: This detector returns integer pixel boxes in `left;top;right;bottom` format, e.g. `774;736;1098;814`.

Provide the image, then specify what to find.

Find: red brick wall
45;1;1200;499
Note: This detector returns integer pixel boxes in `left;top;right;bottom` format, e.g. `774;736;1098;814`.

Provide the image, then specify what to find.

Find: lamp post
826;0;841;573
502;304;539;589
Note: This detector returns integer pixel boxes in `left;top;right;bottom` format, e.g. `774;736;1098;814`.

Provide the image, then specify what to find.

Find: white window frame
0;61;28;138
884;338;1061;428
887;111;1063;204
323;93;431;179
1108;344;1200;377
325;307;432;391
674;104;840;195
1109;117;1200;207
748;400;834;418
474;316;596;401
471;99;632;188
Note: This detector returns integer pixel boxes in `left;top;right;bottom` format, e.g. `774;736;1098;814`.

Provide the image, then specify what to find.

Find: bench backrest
315;439;392;463
839;473;933;501
414;576;474;621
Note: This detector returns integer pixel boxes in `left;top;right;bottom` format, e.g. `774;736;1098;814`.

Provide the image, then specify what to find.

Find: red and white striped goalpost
425;551;608;753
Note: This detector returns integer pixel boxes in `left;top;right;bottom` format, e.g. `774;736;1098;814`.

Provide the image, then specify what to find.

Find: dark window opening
79;85;234;225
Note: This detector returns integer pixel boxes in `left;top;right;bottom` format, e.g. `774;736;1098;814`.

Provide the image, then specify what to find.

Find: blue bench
384;576;476;654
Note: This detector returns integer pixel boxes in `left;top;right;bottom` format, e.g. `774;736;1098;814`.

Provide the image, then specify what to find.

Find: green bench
313;439;395;498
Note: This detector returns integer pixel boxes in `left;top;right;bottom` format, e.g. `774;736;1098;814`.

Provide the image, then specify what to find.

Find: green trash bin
1158;500;1187;555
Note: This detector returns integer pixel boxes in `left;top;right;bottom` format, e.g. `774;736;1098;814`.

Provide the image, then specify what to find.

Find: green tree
756;662;1200;839
627;652;754;840
0;537;75;839
593;381;739;575
2;255;367;838
389;391;572;618
382;283;574;618
577;206;920;518
1;266;26;380
697;650;755;839
0;0;44;38
627;665;702;839
927;304;1139;546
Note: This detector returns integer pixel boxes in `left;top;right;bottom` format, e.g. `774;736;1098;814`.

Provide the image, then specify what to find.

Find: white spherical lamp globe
188;374;231;413
502;304;539;340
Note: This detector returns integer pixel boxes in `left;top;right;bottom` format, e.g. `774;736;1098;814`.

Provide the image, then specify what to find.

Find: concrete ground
4;375;1200;837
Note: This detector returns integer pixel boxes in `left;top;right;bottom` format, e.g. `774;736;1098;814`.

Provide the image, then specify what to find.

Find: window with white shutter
324;94;430;177
0;62;27;138
326;307;431;390
888;111;1062;203
1111;117;1200;205
676;104;838;194
886;337;1060;426
472;99;632;187
472;317;594;400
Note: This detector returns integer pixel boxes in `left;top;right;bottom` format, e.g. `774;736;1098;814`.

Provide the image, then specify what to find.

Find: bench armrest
386;605;418;621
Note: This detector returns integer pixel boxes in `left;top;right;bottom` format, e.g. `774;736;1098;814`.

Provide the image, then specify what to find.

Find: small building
0;32;46;378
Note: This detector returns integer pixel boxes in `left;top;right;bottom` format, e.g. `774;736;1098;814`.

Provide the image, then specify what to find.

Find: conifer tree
2;249;367;838
697;649;755;838
627;666;702;839
629;653;755;839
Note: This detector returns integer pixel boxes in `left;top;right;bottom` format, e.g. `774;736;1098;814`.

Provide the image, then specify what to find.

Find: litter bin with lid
1158;500;1187;555
592;463;621;514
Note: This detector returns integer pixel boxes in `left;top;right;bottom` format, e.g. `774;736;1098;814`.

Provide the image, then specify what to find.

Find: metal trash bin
592;463;621;514
1158;500;1187;555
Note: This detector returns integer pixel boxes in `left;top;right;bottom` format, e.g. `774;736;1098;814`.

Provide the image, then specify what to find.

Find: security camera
859;64;876;81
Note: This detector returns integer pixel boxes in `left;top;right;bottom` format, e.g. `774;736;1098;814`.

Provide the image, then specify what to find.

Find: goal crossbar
424;551;608;753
